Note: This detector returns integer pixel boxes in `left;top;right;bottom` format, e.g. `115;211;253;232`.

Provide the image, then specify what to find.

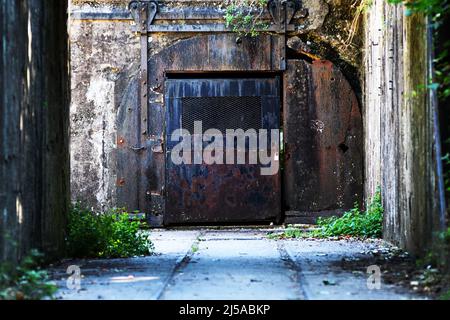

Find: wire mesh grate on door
181;96;262;133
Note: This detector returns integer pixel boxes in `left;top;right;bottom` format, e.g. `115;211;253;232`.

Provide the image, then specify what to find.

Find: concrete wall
69;0;365;214
69;4;140;210
0;1;70;263
364;0;443;255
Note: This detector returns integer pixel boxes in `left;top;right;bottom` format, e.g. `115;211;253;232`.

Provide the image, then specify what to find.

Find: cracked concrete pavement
49;229;423;300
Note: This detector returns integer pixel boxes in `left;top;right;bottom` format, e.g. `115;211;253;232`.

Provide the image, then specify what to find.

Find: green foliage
436;226;450;258
440;288;450;300
191;243;199;253
435;44;450;100
387;0;447;17
443;151;450;194
267;227;310;239
414;225;450;300
67;204;154;259
0;250;57;300
414;227;450;298
443;139;450;220
281;227;306;238
224;0;269;36
312;189;384;238
267;191;383;240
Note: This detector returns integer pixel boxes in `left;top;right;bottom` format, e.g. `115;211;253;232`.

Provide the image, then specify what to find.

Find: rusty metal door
164;77;281;225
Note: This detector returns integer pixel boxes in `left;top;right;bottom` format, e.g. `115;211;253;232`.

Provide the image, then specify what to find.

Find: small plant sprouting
224;0;269;37
191;243;200;253
267;227;310;239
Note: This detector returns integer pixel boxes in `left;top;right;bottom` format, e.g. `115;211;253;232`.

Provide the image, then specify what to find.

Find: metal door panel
164;77;281;225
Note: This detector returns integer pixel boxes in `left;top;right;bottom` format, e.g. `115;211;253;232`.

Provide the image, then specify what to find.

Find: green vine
224;0;269;36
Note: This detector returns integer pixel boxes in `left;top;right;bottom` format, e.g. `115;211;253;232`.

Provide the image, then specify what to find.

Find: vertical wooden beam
0;0;69;264
0;0;29;264
365;0;441;255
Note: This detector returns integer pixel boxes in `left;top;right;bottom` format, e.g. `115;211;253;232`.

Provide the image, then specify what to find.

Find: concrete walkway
50;229;422;300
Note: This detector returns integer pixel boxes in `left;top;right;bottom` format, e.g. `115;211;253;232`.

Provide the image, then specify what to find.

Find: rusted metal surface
267;1;308;70
268;0;302;32
129;0;159;28
119;2;361;226
164;78;281;225
284;209;346;225
127;2;288;225
125;1;354;226
148;34;284;93
123;1;160;214
136;33;285;224
165;163;281;224
132;24;297;33
283;59;363;222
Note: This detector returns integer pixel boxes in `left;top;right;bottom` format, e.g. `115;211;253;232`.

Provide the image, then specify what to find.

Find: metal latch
151;138;164;154
130;145;146;152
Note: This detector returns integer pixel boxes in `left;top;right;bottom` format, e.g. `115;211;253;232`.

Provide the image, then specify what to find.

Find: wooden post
0;0;70;264
364;0;442;255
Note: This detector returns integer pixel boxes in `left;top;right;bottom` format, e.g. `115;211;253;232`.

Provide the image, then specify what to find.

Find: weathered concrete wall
69;0;365;224
364;0;442;255
69;8;140;210
0;1;70;263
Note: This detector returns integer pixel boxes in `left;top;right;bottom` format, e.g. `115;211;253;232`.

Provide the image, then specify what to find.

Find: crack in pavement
159;230;306;300
50;229;425;300
156;231;205;300
276;242;308;300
